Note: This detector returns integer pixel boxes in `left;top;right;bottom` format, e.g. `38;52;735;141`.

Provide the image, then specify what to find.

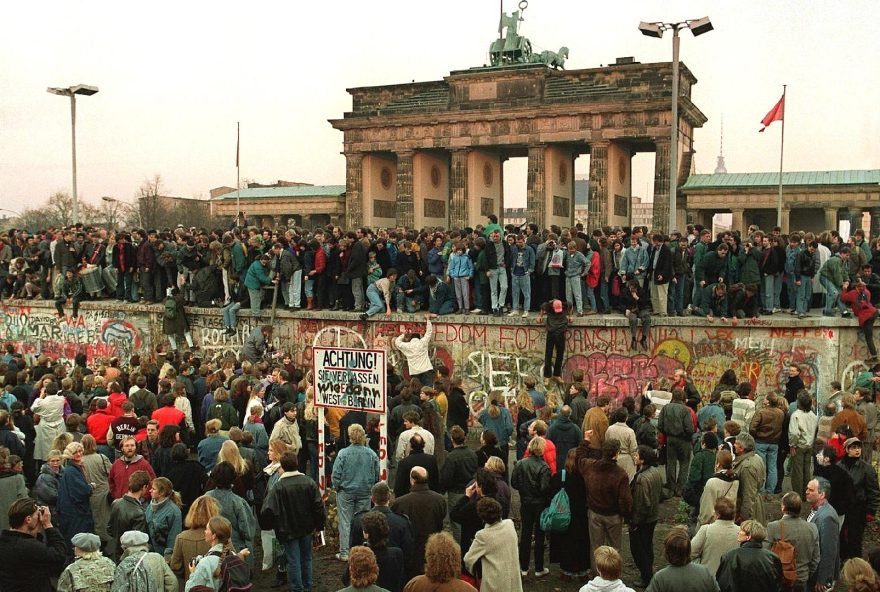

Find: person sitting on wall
425;275;456;317
55;266;84;320
727;283;761;321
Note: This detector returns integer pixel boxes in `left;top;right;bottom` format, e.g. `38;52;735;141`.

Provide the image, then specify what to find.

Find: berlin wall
0;301;871;404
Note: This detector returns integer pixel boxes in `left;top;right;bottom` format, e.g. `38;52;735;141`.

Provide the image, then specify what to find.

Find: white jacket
394;319;433;375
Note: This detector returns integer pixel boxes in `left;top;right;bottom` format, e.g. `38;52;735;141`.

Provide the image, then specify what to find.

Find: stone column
395;151;414;229
730;208;745;234
780;208;791;234
850;208;865;234
344;153;363;230
526;145;546;230
871;208;880;240
449;149;469;229
824;207;838;232
588;141;609;231
652;140;671;231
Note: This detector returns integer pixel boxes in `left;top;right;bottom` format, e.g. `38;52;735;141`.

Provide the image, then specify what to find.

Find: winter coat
605;422;638;479
642;562;718;592
0;470;27;530
145;496;183;557
56;463;95;545
243;259;272;290
839;456;880;513
547;416;583;470
732;450;766;524
691;518;740;576
205;487;255;554
56;553;117;592
716;540;783;592
577;442;633;517
749;405;785;444
162;292;189;336
649;243;673;284
630;465;663;525
32;463;62;509
841;286;877;327
698;472;739;526
685;448;718;506
581;576;635;592
31;394;66;460
510;454;551;507
0;527;68;592
819;254;848;287
737;247;762;286
108;455;156;499
463;519;523;592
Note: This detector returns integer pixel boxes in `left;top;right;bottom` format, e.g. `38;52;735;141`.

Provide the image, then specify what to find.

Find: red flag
235;122;240;167
759;96;784;132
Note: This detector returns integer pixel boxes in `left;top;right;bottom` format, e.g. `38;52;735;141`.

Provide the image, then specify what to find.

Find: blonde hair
62;441;84;461
527;436;546;456
424;532;460;583
347;423;367;446
53;433;74;454
594;546;622;580
185;495;221;529
205;419;222;434
218;440;249;476
516;389;534;413
842;558;880;592
484;456;506;475
304;387;317;421
348;546;379;588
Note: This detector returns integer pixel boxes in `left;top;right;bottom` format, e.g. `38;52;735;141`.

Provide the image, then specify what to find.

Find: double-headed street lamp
47;84;99;226
639;17;713;233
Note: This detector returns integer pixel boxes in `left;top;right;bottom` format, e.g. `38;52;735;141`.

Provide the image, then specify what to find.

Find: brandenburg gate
330;16;707;232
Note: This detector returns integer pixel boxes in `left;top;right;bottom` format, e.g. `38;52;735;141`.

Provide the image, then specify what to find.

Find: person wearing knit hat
839;435;880;560
56;532;116;592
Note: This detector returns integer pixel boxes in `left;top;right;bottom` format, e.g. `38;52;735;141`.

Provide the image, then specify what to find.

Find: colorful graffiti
0;305;146;364
0;302;858;406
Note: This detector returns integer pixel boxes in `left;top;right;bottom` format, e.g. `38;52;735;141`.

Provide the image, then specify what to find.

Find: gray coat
646;562;720;592
807;501;841;587
765;515;819;585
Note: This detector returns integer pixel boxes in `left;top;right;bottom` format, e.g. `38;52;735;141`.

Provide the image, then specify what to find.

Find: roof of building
213;185;345;200
682;170;880;190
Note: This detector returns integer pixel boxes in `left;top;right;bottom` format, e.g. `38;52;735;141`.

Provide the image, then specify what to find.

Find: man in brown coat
581;395;611;459
749;393;785;495
390;466;447;574
832;393;868;442
577;438;633;574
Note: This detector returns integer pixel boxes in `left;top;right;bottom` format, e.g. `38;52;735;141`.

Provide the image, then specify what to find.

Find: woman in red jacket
842;278;878;362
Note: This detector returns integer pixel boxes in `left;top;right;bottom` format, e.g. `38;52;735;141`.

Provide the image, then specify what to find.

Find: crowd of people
1;324;880;592
2;217;880;359
2;217;880;592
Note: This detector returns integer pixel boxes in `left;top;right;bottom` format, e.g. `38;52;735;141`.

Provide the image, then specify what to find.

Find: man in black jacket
648;233;673;316
0;498;67;592
349;481;416;577
439;426;479;542
394;434;439;497
261;451;326;592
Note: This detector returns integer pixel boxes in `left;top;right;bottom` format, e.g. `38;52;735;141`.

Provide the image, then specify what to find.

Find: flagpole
236;122;241;225
776;85;786;229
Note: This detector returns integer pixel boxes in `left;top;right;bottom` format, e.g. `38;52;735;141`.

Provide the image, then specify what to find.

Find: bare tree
133;174;169;230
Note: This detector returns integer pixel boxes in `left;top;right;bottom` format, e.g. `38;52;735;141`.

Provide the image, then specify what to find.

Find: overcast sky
1;0;878;217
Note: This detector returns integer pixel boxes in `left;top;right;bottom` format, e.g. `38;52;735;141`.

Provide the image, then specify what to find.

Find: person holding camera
0;498;68;591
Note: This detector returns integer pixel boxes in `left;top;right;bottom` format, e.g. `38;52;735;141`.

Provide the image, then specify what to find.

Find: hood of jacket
583;576;633;592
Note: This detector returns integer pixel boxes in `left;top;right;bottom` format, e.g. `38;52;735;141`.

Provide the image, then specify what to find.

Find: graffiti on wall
2;302;853;408
0;305;146;364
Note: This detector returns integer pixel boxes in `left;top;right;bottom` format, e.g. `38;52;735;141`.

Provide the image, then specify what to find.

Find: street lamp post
639;17;712;233
48;84;99;226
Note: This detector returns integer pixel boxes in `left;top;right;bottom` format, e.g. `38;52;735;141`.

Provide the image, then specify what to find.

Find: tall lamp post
47;84;99;226
639;17;712;233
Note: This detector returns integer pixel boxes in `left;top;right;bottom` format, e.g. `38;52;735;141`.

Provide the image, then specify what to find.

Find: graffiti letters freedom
313;347;387;413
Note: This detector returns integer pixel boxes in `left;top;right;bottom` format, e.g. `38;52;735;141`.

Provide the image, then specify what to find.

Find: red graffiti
564;352;685;403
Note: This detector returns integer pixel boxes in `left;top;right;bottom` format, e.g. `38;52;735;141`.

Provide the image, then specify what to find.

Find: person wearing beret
56;532;116;592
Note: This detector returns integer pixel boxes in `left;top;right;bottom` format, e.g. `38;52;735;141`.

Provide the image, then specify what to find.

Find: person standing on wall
163;287;195;351
538;299;569;385
394;315;435;387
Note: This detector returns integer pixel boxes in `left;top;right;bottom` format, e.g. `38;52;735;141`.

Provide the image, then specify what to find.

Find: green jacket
819;255;848;287
483;222;503;238
475;250;490;285
686;448;717;496
738;247;762;287
244;259;272;290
